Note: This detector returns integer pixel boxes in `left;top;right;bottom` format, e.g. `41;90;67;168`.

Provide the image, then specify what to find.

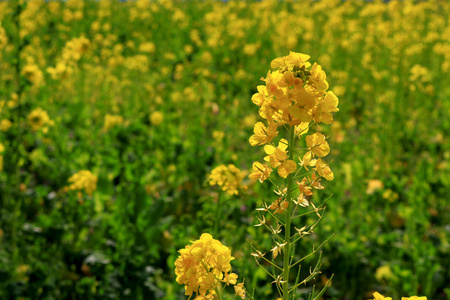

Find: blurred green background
0;0;449;299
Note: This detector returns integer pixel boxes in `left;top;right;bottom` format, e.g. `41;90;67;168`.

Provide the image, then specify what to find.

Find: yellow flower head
249;122;278;146
373;292;392;300
27;108;53;132
103;114;124;132
315;159;334;181
175;233;238;298
150;111;164;125
208;164;247;195
0;119;12;132
306;132;330;158
234;282;246;299
264;138;289;167
249;162;272;183
66;170;98;195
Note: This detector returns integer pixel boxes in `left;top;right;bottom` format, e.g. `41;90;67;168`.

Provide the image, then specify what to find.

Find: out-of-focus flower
150;111;163;125
27;108;54;132
66;170;98;195
208;164;247;195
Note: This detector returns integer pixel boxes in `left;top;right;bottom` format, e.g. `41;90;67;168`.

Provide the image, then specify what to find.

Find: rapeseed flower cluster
65;170;98;196
27;108;54;132
248;52;339;299
372;292;427;300
249;51;338;205
175;233;243;299
150;111;164;126
103;114;124;132
208;164;247;195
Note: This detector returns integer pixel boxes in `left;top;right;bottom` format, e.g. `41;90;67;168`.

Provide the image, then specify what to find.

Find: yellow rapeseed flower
372;292;392;300
27;108;54;132
150;111;164;125
305;132;330;158
208;164;247;195
175;233;240;298
0;119;12;131
66;170;98;195
103;114;124;132
249;162;272;183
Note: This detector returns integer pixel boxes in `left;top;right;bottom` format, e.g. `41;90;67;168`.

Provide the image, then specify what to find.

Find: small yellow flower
234;282;246;299
0;119;12;131
66;170;98;195
150;111;163;125
139;42;155;53
305;132;330;158
367;179;384;195
372;292;392;300
315;159;334;181
264;139;289;167
249;122;278;146
208;164;247;195
103;114;124;132
375;265;394;282
27;108;54;132
249;162;272;183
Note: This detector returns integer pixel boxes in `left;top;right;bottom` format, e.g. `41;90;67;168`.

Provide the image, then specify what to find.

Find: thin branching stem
282;126;296;300
290;235;334;268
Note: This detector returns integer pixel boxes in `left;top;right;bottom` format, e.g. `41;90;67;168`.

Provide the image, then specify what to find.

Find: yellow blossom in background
375;265;394;282
367;179;384;194
0;143;4;172
27;108;54;132
139;42;155;53
208;164;247;195
47;62;73;80
0;22;7;50
61;36;90;62
21;62;44;87
174;233;242;298
212;130;225;142
103;114;124;132
372;292;392;300
66;170;98;195
372;292;427;300
0;119;12;131
150;111;163;125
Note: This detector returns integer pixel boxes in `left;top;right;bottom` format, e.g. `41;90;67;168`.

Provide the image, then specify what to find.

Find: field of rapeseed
0;0;449;299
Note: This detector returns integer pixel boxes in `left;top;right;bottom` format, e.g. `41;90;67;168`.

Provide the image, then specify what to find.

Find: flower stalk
282;127;296;300
248;51;339;299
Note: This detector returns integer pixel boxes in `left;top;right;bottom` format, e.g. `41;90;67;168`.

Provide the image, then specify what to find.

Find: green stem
282;126;296;300
213;191;222;237
215;281;223;300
